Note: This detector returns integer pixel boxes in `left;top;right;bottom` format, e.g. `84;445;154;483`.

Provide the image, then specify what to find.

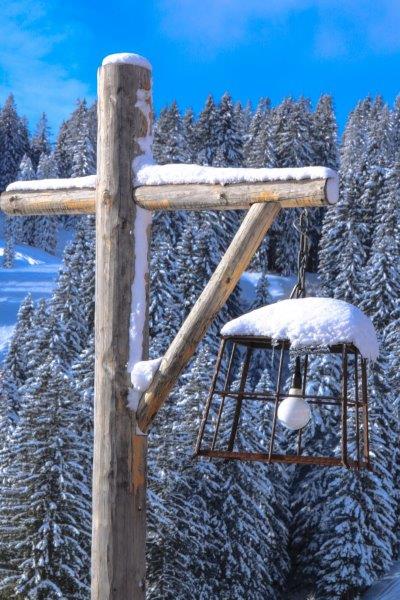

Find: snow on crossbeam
221;297;379;360
6;175;96;192
135;164;336;188
0;165;338;216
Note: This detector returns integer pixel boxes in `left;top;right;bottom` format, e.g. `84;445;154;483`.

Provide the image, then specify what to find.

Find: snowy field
362;561;400;599
0;239;62;362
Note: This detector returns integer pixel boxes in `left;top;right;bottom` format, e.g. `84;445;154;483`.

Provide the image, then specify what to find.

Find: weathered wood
0;186;95;215
0;174;336;216
134;177;334;210
92;59;151;600
196;449;368;468
136;201;281;432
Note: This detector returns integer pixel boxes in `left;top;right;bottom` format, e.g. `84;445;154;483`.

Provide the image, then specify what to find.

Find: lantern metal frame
195;334;370;469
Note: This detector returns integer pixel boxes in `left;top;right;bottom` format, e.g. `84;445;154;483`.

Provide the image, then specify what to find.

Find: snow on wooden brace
0;171;337;215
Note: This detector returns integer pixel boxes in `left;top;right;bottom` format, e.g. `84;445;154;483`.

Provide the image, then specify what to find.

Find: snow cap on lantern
221;297;379;360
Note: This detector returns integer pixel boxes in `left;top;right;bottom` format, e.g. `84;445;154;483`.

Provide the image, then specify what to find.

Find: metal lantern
195;211;376;470
194;335;371;469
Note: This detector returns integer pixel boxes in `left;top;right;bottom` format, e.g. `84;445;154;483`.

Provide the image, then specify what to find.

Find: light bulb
277;387;311;431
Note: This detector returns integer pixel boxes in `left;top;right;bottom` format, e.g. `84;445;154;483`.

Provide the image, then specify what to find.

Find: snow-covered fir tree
0;95;29;192
153;101;187;164
195;95;220;165
0;358;91;599
30;113;51;169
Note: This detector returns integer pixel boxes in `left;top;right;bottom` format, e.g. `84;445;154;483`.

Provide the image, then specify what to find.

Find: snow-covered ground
362;561;400;599
0;239;62;361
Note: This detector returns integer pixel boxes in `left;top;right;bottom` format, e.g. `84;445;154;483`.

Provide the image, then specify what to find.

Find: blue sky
1;1;400;136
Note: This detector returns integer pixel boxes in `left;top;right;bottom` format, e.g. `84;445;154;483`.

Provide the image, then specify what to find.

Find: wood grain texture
0;187;95;215
134;177;331;210
92;60;151;600
136;201;280;433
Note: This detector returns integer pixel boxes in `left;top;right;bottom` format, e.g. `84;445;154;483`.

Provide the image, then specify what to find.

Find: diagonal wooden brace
136;201;280;432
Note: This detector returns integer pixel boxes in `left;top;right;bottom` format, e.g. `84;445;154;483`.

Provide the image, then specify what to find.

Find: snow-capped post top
221;297;379;360
102;52;152;71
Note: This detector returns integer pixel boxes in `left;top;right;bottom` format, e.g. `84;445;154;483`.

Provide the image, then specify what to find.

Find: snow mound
221;297;379;360
131;358;162;393
135;164;339;204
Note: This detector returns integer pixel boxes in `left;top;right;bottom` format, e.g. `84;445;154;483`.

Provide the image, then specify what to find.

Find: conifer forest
0;90;399;599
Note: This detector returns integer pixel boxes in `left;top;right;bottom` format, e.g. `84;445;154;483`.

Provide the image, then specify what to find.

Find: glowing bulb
277;387;311;431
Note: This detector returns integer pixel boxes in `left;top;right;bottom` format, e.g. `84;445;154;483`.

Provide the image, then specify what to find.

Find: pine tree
54;100;96;179
243;98;266;166
0;95;29;192
273;98;314;274
37;152;58;179
215;363;290;598
288;353;342;592
54;120;73;178
153;102;187;164
314;355;397;599
70;101;96;177
312;95;339;169
319;99;370;298
213;92;243;168
196;95;219;165
147;346;225;599
234;100;252;149
361;158;400;332
30;113;51;169
182;107;197;163
17;154;36;180
0;358;91;598
307;95;339;270
4;294;35;387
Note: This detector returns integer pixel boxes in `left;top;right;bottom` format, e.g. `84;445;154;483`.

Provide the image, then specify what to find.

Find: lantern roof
221;297;379;360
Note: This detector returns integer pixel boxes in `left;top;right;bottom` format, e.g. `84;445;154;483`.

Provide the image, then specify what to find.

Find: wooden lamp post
0;53;339;599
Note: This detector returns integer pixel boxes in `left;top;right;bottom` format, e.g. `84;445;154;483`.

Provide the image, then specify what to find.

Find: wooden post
93;54;152;600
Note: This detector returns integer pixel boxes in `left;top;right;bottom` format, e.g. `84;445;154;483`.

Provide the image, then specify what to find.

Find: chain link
289;209;310;299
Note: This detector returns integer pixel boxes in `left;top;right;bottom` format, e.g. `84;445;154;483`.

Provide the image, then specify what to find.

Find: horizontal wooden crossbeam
0;186;95;216
0;175;335;216
134;178;333;210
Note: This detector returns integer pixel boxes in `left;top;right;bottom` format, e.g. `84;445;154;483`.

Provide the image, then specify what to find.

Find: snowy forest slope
0;91;399;599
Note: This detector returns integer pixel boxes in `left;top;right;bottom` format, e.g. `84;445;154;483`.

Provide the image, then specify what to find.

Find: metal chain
290;209;310;299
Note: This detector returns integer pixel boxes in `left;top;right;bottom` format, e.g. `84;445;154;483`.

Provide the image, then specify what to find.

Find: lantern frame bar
227;347;253;451
211;341;238;451
210;390;366;407
195;339;227;455
268;343;286;462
